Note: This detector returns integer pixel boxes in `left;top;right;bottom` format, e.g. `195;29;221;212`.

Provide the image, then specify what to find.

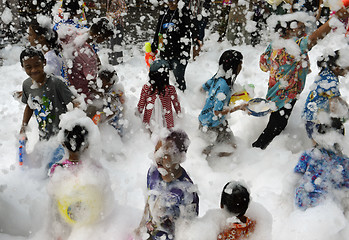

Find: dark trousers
108;24;124;65
253;100;297;149
167;58;188;91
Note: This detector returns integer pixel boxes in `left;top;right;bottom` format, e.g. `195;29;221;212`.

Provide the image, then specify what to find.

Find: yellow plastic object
230;90;252;105
145;42;152;53
57;185;103;226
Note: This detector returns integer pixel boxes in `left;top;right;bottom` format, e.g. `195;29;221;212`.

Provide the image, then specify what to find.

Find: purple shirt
146;165;199;236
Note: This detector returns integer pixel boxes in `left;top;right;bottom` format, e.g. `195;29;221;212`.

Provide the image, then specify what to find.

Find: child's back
137;60;181;131
218;182;256;240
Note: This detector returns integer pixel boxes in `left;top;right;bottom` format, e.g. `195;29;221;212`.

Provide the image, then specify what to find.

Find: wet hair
61;0;83;16
98;69;117;84
63;125;89;153
275;21;287;37
165;130;190;154
275;20;299;36
221;182;250;217
317;117;344;136
218;50;243;86
20;47;45;67
90;18;114;39
29;20;60;54
149;60;170;96
317;50;341;72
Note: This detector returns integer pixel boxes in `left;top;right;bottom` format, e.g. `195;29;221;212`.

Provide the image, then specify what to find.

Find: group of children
15;1;349;240
19;2;125;144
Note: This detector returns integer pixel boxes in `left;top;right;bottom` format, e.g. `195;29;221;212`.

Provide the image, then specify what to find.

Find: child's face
167;0;178;10
28;26;38;47
90;32;107;44
154;140;177;175
28;26;45;47
285;21;305;39
101;77;114;91
22;56;46;83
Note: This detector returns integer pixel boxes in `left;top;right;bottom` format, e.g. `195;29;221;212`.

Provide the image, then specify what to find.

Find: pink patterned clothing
137;84;181;129
217;217;256;240
49;159;80;176
68;42;98;101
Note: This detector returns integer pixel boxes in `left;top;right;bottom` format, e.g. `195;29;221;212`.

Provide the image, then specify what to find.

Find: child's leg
170;59;187;91
252;100;296;149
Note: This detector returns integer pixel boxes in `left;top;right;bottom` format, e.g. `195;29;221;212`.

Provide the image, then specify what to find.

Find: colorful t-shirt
146;165;199;239
199;77;231;127
22;75;75;140
302;68;340;123
217;217;256;240
260;37;310;110
294;147;349;209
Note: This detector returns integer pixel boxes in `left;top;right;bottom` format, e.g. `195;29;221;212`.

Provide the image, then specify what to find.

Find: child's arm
294;151;311;174
118;91;125;104
134;201;151;238
308;7;349;50
170;86;181;114
260;44;272;72
137;85;147;114
20;105;33;136
214;104;248;116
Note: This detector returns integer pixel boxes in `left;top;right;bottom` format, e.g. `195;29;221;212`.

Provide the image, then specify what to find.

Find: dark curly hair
64;125;89;153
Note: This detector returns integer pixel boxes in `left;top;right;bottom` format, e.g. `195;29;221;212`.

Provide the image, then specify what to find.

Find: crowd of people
9;0;349;239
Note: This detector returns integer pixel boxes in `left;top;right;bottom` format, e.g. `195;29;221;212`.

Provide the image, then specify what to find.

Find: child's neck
237;215;247;223
33;74;47;87
161;166;183;183
69;152;80;163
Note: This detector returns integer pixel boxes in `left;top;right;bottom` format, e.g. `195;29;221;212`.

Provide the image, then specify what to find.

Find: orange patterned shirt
217;217;256;240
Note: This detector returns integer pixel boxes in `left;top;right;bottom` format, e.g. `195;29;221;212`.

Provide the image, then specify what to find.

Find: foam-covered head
317;48;349;76
218;50;243;75
313;118;344;152
154;129;190;169
221;181;250;217
64;124;89;153
90;18;114;43
61;0;83;16
149;59;170;93
28;19;58;50
20;47;45;67
165;130;190;155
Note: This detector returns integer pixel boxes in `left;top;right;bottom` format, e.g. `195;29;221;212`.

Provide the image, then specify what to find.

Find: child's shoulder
22;77;32;86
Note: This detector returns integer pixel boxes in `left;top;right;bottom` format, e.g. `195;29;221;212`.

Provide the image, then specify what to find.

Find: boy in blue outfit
302;49;349;143
294;123;349;210
19;47;77;141
199;50;245;157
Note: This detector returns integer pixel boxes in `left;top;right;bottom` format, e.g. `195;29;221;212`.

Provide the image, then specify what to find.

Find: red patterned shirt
137;84;181;129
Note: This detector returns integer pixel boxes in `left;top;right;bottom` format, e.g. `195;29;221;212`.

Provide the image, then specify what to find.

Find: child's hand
19;124;28;137
335;6;349;20
135;107;141;117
